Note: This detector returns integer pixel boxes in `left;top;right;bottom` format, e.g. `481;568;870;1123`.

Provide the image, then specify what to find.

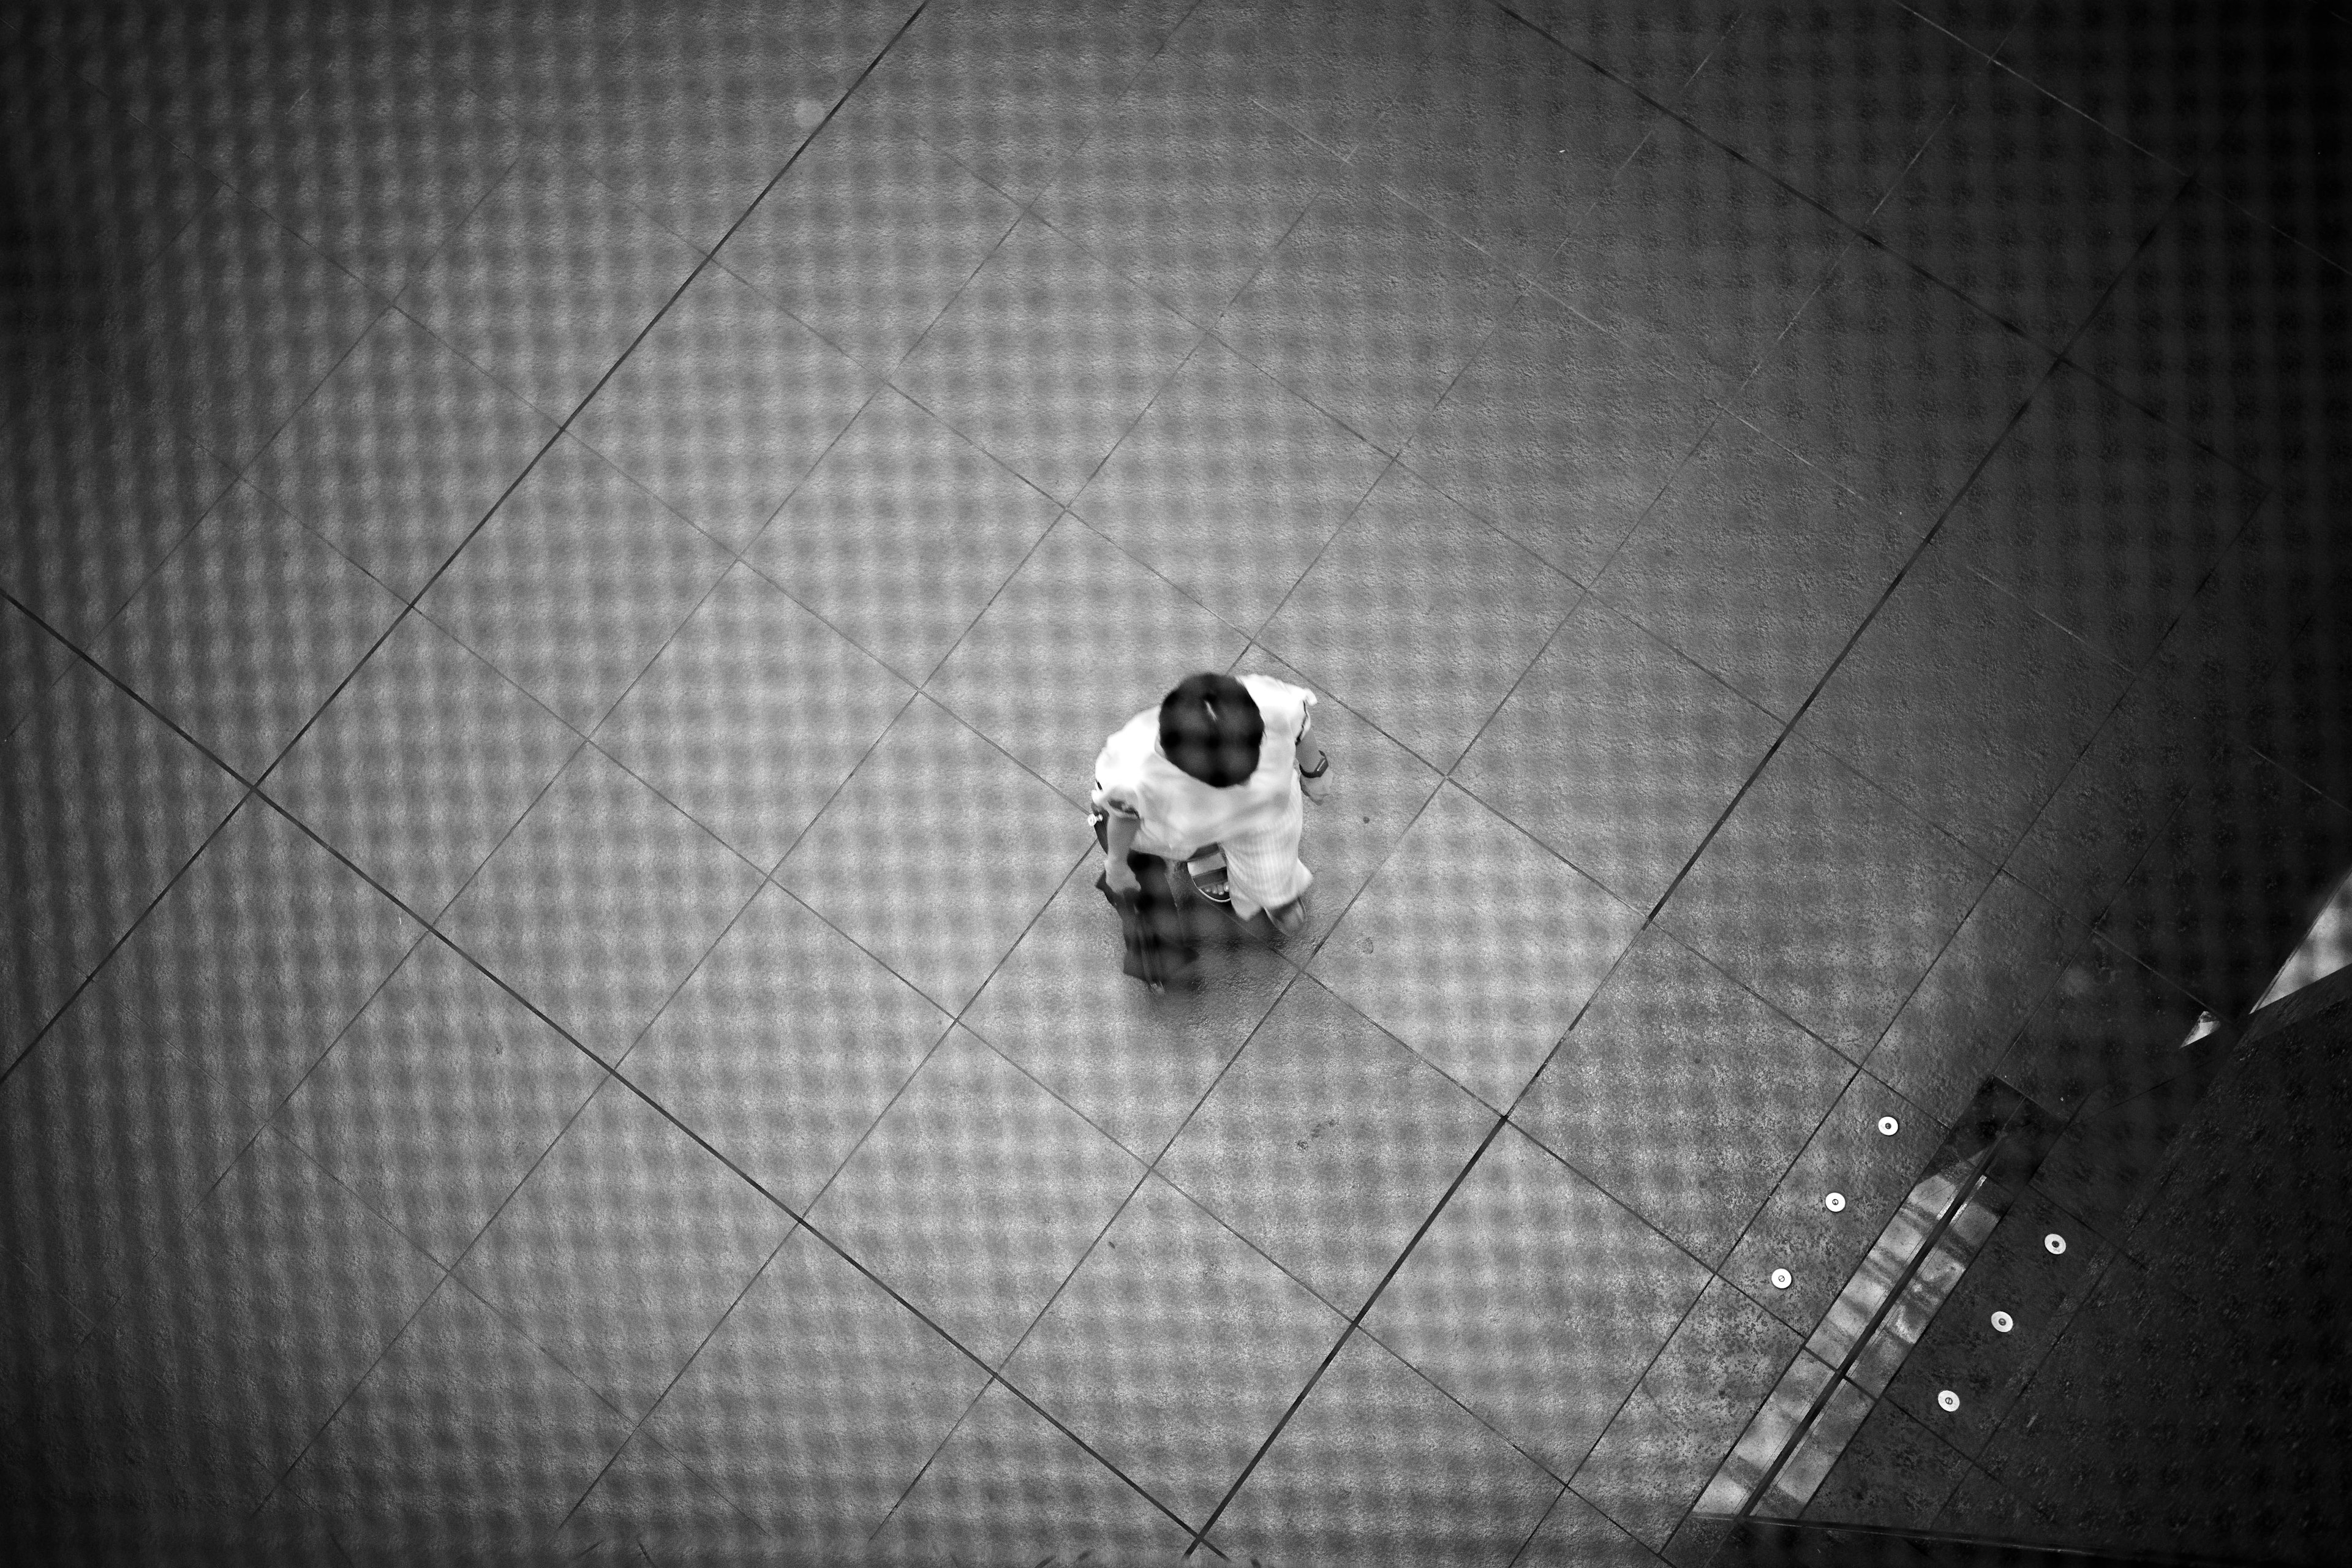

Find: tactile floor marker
1692;1078;2056;1521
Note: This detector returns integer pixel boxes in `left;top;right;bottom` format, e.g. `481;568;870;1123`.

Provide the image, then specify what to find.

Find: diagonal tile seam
1697;1139;2007;1525
1182;1110;1515;1555
225;777;1213;1548
0;0;956;1070
243;0;940;798
1626;167;2206;932
1486;0;1973;267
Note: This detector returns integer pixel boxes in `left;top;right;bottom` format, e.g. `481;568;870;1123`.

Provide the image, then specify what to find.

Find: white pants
1207;778;1312;922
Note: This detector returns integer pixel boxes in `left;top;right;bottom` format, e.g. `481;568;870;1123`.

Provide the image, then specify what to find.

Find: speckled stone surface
2;2;2345;1561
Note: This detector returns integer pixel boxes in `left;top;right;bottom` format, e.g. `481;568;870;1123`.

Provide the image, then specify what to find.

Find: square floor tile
1403;293;1717;587
1212;1332;1563;1568
619;883;952;1213
1718;1072;1947;1335
748;388;1062;686
456;1078;790;1420
1594;418;1912;720
0;799;420;1322
1905;0;2034;55
1;663;244;1066
1313;784;1645;1109
1003;1174;1346;1526
420;434;733;733
1163;0;1465;160
1515;929;1852;1268
1545;113;1855;402
1;74;222;300
1354;22;1653;279
1795;539;2132;862
867;1379;1193;1565
924;515;1249;808
1034;50;1341;323
94;481;404;779
571;265;879;551
538;0;907;216
0;598;73;744
439;745;763;1058
1882;1186;2109;1458
961;862;1297;1162
1992;0;2257;172
0;391;235;643
776;696;1084;1014
550;1428;772;1563
1512;0;1745;97
1868;63;2189;354
1807;1381;1970;1528
517;31;879;257
2066;185;2351;487
2001;668;2223;927
715;106;1023;373
90;1126;443;1495
854;0;1189;205
1214;649;1434;935
284;1280;635;1565
1660;737;1994;1060
1675;0;1986;224
1072;336;1390;637
894;217;1202;502
396;139;702;421
247;308;557;599
1568;1276;1804;1549
1732;238;2056;535
1937;361;2269;669
1456;597;1782;912
276;935;605;1267
2089;747;2352;1017
1997;932;2211;1120
594;564;913;870
105;191;383;465
2199;17;2352;271
1159;976;1493;1313
1514;1485;1670;1568
1866;873;2079;1125
264;612;581;919
1215;177;1521;454
1259;467;1579;771
810;1029;1144;1366
219;62;527;300
644;1227;990;1556
1365;1125;1709;1480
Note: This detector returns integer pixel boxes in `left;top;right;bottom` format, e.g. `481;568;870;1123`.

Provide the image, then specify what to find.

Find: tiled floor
4;1;2348;1564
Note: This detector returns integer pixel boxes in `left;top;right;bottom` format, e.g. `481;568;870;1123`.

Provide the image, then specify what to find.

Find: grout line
1186;1110;1513;1550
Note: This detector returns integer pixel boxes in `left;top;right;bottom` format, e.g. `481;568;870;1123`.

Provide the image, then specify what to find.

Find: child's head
1158;673;1264;788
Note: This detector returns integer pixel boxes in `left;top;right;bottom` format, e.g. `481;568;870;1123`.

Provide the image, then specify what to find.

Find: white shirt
1090;674;1316;862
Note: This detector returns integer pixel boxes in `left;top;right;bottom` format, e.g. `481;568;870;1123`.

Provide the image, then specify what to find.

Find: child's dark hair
1158;673;1264;788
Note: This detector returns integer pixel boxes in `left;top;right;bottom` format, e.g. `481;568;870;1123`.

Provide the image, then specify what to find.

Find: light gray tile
1003;1174;1346;1526
619;883;952;1213
775;696;1084;1015
456;1079;791;1420
1312;785;1644;1110
1365;1126;1709;1480
276;935;605;1267
809;1029;1145;1366
594;564;912;870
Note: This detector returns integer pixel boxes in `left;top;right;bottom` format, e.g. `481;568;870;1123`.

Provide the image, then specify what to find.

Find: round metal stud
1825;1192;1847;1213
2044;1232;2067;1256
1991;1311;2014;1333
1878;1115;1899;1136
1938;1389;1961;1413
1771;1268;1792;1290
